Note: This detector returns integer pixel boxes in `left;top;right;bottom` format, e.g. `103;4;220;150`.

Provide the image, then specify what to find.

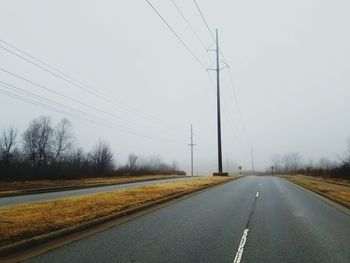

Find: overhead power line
0;66;187;139
170;0;206;50
193;0;215;42
193;0;229;64
226;67;250;142
144;0;207;69
0;83;187;145
192;0;250;143
0;39;186;134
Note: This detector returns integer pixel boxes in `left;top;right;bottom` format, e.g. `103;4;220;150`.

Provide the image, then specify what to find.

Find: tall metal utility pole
215;29;223;173
209;29;227;176
188;124;196;177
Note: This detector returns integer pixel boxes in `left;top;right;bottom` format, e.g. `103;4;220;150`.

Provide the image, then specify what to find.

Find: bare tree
282;153;302;172
346;137;350;165
0;127;18;167
52;118;74;163
271;154;282;172
317;157;335;170
22;116;53;170
171;160;179;171
127;154;138;175
89;140;114;173
146;155;162;170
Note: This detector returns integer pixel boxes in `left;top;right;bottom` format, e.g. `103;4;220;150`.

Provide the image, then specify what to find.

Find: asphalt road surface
0;177;192;207
27;176;350;263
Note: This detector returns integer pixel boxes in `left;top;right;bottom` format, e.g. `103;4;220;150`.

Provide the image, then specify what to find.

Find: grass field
0;176;234;247
285;175;350;208
0;175;184;196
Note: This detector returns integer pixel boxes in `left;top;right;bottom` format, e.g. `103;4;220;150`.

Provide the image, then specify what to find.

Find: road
0;177;192;207
26;176;350;263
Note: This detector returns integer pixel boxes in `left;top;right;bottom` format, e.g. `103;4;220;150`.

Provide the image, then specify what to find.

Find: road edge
285;178;350;216
0;177;240;260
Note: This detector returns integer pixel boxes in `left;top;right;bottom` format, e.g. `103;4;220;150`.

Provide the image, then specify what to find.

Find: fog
0;0;349;174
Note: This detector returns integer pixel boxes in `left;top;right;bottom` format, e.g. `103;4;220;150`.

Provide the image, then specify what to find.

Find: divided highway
26;176;350;262
0;177;192;207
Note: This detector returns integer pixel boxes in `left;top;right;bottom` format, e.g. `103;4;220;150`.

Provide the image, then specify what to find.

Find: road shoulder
283;176;350;216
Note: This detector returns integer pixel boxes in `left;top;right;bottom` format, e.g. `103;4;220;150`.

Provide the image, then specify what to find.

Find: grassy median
285;175;350;208
0;175;184;196
0;176;234;247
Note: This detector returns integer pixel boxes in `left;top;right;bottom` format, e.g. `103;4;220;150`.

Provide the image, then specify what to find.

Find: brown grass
285;175;350;207
298;175;350;187
0;176;233;247
0;175;184;195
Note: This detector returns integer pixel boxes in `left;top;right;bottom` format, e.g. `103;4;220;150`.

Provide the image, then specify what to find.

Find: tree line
269;148;350;179
0;116;184;181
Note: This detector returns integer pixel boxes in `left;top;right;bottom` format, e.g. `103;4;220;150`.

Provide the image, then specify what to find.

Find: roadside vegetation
0;116;185;182
269;141;350;207
268;138;350;180
0;177;233;247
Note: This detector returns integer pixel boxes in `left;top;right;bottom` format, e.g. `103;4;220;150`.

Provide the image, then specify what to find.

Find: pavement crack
233;184;261;263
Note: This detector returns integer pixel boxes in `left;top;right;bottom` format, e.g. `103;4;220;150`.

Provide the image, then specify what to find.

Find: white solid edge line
233;228;249;263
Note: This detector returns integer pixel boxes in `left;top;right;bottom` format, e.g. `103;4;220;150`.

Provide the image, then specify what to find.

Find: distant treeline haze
0;116;185;181
269;150;350;179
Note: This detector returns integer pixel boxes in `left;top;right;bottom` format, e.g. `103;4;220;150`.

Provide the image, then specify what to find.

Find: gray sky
0;0;349;174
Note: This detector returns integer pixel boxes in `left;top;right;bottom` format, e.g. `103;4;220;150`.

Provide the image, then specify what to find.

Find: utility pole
188;124;196;177
215;29;223;173
209;29;227;176
251;146;255;175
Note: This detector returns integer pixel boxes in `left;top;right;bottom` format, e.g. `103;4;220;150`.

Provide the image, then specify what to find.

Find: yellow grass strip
285;176;350;207
0;177;233;247
0;175;183;194
298;175;350;187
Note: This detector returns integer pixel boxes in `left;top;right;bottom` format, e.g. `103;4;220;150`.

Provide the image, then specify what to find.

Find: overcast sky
0;0;349;174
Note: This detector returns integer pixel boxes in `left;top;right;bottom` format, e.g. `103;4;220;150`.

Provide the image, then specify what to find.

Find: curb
0;176;186;198
0;177;236;257
286;179;350;215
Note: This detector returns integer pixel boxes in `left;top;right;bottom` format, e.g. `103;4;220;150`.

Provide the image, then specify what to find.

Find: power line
193;1;228;63
144;0;207;69
0;39;187;134
170;1;207;51
226;67;250;142
0;85;188;145
0;67;187;139
192;1;250;145
193;0;215;42
0;67;139;124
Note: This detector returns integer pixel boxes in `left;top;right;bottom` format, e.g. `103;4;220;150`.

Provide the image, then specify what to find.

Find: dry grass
0;176;233;247
0;175;184;195
298;175;350;187
285;175;350;207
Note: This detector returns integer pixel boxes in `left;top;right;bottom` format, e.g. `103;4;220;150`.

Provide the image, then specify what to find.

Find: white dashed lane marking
234;184;261;262
233;228;249;263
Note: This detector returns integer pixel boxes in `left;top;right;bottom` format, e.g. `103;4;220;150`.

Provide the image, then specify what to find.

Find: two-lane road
26;176;350;262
